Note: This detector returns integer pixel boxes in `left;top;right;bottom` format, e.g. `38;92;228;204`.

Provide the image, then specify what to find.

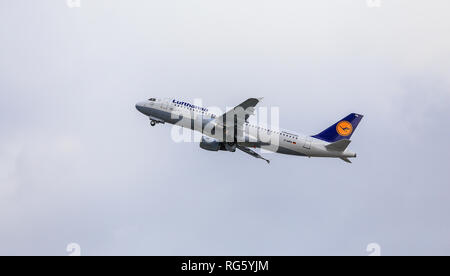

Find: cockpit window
148;98;156;102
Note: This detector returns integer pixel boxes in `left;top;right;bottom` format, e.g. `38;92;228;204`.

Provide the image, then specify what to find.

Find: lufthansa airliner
136;98;363;164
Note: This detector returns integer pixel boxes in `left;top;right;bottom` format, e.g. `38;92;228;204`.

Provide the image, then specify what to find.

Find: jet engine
200;136;238;152
199;136;221;151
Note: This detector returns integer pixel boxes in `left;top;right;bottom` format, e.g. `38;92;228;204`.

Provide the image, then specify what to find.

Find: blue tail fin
311;113;363;143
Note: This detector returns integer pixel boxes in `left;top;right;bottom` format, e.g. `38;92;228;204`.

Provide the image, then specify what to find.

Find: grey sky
1;0;450;255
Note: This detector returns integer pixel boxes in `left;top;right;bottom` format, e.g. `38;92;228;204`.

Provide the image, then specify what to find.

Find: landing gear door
303;137;312;150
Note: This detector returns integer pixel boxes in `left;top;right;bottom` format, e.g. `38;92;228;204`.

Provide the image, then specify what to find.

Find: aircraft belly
273;140;307;156
275;146;307;156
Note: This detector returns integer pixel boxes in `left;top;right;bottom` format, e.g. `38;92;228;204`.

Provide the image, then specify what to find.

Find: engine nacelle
200;136;221;151
200;136;238;152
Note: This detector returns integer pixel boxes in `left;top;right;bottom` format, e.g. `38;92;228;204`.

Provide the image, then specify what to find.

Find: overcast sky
1;0;450;255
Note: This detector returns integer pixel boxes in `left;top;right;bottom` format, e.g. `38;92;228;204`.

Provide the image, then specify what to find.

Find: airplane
135;98;363;164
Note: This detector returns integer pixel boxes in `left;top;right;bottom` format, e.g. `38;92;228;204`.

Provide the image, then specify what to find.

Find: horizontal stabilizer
340;157;352;163
325;139;351;152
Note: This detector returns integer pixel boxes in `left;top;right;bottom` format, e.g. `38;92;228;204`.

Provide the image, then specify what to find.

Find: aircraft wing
236;145;270;164
214;98;263;140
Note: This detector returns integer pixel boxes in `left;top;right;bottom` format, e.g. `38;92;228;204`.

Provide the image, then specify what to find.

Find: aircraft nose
135;102;146;113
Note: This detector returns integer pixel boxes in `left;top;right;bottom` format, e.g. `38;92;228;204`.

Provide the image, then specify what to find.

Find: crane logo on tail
336;121;353;136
